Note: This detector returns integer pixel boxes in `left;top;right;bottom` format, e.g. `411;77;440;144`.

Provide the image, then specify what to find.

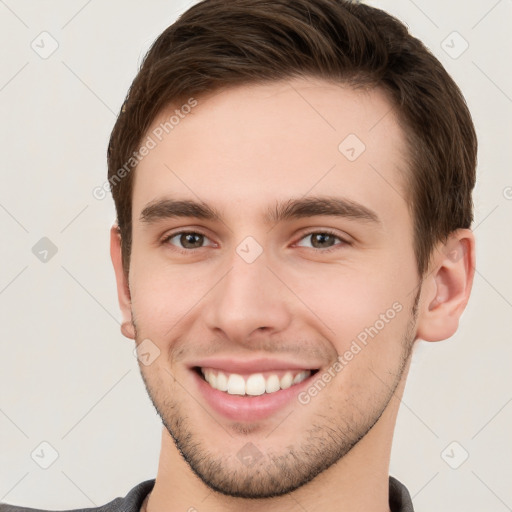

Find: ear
416;229;476;342
110;224;135;340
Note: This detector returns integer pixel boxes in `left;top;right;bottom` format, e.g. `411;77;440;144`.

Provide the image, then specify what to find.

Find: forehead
132;77;409;226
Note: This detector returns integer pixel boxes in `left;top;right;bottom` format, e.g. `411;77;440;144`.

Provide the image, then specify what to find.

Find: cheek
128;254;215;337
287;257;413;344
128;233;416;353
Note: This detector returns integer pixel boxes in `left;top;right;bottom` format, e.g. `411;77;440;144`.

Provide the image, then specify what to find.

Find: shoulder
0;480;155;512
389;475;415;512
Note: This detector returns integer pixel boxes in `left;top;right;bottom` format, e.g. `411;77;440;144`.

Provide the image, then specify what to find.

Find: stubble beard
135;291;419;499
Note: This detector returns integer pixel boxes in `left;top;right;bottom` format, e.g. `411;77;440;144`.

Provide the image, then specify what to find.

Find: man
1;0;477;511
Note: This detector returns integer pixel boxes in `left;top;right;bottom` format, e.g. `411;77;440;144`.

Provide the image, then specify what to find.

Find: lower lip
193;369;316;422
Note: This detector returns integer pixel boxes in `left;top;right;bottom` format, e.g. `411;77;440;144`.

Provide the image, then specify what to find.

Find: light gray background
1;1;511;510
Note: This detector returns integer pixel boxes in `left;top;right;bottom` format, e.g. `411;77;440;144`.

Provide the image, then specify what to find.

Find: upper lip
191;357;321;374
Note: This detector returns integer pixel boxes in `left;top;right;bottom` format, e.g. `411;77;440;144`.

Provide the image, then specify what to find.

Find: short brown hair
107;0;477;277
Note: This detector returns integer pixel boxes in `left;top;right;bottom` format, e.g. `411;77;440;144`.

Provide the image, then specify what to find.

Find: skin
110;77;475;512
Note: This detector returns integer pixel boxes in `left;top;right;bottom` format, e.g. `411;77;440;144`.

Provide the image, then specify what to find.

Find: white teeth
265;374;281;393
216;371;228;391
227;374;246;395
280;372;293;389
293;370;309;385
246;374;266;396
201;368;312;396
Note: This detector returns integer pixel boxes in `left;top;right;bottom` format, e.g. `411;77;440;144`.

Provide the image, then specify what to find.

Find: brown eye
310;233;336;249
296;231;347;251
180;233;204;249
164;231;213;250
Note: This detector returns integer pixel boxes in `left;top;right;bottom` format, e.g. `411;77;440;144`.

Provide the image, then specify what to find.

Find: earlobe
110;224;136;340
416;229;476;342
121;321;135;339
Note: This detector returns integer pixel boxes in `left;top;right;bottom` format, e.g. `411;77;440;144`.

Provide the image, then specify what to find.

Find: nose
203;246;293;345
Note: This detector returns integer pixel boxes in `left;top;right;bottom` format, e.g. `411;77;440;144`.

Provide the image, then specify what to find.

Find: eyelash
160;229;349;255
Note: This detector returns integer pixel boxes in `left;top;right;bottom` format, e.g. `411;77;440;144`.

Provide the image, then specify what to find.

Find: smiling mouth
194;367;320;396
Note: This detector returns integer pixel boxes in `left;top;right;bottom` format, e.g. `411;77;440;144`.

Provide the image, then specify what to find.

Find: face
123;78;422;498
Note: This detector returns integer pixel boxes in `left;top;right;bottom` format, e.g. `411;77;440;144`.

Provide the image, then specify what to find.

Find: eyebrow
139;196;381;226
